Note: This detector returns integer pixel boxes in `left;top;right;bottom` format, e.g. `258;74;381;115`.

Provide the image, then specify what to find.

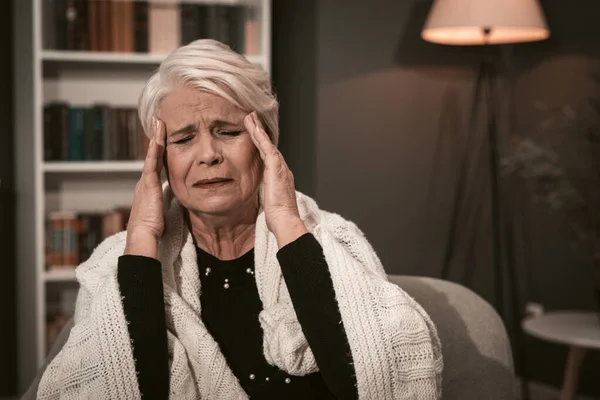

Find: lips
193;178;233;187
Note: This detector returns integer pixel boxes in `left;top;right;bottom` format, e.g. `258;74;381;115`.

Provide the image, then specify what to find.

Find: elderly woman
35;39;442;399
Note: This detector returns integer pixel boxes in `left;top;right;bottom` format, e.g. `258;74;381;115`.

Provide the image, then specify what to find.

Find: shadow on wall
511;0;600;69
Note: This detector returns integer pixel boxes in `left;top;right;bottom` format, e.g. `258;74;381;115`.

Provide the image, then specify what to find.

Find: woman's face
158;86;262;216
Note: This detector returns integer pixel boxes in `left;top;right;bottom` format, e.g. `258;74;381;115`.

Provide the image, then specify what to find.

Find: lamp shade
421;0;550;45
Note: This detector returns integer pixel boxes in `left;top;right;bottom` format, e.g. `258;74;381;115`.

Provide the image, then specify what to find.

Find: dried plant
501;80;600;267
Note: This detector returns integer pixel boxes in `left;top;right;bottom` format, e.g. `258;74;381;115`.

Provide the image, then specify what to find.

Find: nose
194;134;223;166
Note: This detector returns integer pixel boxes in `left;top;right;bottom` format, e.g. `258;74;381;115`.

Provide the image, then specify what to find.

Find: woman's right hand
124;117;166;258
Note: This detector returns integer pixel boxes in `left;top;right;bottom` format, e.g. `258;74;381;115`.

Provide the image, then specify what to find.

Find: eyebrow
169;119;243;136
170;124;196;137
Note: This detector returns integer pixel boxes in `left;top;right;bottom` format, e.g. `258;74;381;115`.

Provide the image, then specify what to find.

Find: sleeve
35;233;155;399
117;255;170;400
277;233;358;400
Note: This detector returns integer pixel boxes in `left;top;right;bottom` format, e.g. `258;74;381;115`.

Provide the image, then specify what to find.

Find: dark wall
272;0;318;197
510;0;600;395
0;0;17;396
274;0;600;397
315;0;476;279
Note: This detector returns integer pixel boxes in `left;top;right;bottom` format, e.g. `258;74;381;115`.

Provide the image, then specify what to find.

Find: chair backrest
388;275;516;400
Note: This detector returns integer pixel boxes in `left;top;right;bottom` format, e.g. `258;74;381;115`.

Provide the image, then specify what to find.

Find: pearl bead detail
285;377;291;384
249;374;255;380
265;377;270;382
204;267;211;276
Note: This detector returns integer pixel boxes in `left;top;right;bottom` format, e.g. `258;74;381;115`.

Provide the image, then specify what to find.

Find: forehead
159;86;243;121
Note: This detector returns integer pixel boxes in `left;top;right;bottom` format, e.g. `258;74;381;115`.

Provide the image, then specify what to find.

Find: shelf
45;269;77;282
16;0;271;376
43;161;144;173
42;50;166;64
42;50;265;66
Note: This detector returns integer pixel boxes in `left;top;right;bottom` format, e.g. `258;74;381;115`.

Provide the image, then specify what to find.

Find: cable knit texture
37;183;443;399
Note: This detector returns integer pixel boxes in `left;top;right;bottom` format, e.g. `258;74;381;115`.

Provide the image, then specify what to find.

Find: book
43;103;148;162
44;0;259;55
45;207;132;269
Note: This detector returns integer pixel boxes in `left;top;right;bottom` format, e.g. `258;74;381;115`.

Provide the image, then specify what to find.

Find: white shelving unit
14;0;271;393
43;161;145;173
42;50;267;66
44;269;77;283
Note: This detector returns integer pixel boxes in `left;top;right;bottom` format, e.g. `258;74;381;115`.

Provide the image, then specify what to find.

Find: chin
188;193;243;216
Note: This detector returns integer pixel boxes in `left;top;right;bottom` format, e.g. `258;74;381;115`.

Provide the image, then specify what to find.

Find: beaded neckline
196;246;256;290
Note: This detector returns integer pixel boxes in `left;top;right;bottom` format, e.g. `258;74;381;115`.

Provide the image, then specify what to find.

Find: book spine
43;0;57;50
133;0;149;52
122;1;134;52
71;0;89;50
54;0;68;50
68;107;85;161
180;4;198;45
89;0;101;51
43;106;56;161
149;0;180;54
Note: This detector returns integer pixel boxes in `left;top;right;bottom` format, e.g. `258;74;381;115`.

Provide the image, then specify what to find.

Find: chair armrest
388;275;516;400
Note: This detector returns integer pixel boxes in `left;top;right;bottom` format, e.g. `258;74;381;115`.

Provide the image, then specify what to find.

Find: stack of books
45;207;131;270
43;103;149;162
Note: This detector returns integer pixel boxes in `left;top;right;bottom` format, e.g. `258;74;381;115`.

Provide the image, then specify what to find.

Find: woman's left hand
245;111;307;247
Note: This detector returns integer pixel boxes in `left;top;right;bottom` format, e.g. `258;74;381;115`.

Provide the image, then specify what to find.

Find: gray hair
138;39;279;145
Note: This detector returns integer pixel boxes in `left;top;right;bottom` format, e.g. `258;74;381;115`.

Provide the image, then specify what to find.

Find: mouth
193;178;233;189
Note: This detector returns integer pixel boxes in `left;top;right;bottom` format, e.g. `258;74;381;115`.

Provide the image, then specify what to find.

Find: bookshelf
14;0;271;392
44;269;77;282
42;49;266;66
43;160;145;172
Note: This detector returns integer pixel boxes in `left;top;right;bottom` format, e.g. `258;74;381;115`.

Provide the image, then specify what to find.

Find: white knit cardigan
37;184;443;399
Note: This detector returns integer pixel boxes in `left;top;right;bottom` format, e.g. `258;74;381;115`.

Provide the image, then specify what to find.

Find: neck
188;201;259;261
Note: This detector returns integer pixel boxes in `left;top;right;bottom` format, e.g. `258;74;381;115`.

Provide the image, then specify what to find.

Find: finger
249;112;277;159
142;117;165;175
154;117;166;175
244;112;265;159
252;112;277;156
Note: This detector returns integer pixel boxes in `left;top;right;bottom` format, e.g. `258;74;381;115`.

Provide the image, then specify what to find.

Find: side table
522;311;600;400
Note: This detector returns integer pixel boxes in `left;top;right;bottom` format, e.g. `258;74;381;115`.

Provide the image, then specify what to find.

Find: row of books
43;0;260;55
44;103;149;162
45;208;131;269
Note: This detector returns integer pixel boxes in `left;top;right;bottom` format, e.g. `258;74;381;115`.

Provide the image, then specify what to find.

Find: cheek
165;148;194;183
229;141;263;187
243;144;262;184
249;147;263;182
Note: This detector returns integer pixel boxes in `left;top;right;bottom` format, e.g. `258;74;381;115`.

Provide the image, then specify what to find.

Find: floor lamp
421;0;550;399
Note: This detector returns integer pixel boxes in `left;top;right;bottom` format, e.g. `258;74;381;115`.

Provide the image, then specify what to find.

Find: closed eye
218;130;244;137
174;136;194;144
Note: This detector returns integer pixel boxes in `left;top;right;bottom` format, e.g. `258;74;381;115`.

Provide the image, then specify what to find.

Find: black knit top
117;233;358;399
